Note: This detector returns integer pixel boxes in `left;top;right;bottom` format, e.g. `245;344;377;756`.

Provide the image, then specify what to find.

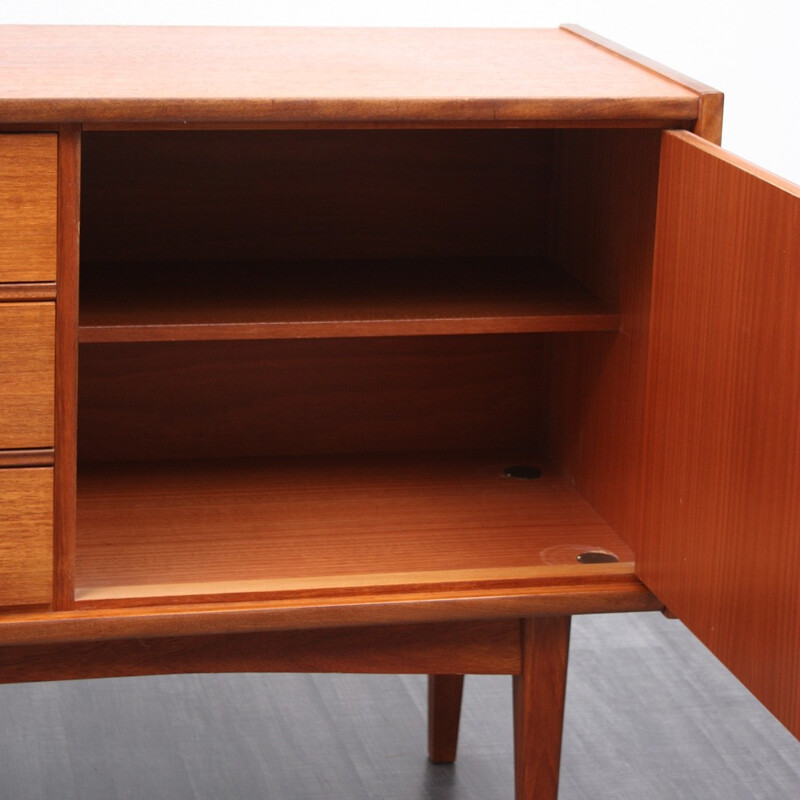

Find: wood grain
53;124;81;611
0;449;54;468
428;674;465;763
547;130;662;558
75;452;636;603
0;580;659;647
642;130;800;738
0;302;55;449
562;25;723;144
0;468;53;607
0;27;698;124
0;621;519;684
78;259;619;342
0;135;57;282
513;616;571;800
81;130;552;264
78;336;549;462
0;283;56;302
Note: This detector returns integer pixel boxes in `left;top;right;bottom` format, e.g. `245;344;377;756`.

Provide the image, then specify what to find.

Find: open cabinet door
641;130;799;737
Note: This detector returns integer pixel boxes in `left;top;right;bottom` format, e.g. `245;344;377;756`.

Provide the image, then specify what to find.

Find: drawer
0;134;57;283
0;302;55;448
0;467;53;607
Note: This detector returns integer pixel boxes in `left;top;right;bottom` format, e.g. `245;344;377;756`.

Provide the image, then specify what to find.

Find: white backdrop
1;1;797;183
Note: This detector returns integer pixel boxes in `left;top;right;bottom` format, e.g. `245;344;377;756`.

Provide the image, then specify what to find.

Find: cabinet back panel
78;336;548;462
80;130;552;263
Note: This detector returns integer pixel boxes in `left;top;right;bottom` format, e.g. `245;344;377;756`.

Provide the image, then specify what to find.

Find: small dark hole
503;465;542;480
577;551;619;564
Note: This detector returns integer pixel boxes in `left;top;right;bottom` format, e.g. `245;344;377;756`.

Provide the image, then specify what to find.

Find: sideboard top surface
0;25;702;124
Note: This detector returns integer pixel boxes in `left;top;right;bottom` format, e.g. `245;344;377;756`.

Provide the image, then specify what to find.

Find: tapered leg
512;616;571;800
427;674;465;763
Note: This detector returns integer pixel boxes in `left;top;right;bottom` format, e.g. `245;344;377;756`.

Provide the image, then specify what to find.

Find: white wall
1;1;798;183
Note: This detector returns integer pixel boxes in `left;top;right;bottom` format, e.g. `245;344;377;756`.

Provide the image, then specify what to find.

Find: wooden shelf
75;451;635;604
78;259;620;342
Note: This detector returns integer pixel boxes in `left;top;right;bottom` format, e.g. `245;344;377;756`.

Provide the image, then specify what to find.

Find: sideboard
0;24;797;799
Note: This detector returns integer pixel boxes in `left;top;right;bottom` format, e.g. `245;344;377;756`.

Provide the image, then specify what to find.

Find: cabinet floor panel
77;259;619;342
75;451;635;604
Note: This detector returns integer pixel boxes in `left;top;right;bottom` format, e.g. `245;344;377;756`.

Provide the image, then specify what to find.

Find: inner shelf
75;450;635;604
77;258;620;342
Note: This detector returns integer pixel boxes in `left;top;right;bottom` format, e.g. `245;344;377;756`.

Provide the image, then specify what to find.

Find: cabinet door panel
642;130;799;737
0;134;57;282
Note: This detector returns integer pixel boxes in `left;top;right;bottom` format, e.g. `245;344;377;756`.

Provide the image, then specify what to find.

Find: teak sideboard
0;24;797;799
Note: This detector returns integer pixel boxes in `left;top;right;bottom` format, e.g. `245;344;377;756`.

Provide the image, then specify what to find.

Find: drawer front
0;302;55;449
0;134;57;283
0;467;53;607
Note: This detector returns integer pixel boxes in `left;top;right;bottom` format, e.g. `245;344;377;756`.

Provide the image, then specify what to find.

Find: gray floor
1;612;798;800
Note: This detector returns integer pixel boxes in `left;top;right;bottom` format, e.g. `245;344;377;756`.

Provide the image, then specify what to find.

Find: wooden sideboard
0;25;797;799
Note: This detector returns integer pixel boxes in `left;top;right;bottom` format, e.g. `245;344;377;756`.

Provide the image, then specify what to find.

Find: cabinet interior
75;128;662;605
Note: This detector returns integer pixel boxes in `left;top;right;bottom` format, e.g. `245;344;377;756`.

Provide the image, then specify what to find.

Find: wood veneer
0;302;55;449
77;336;550;462
0;449;54;468
53;124;81;611
428;674;465;763
0;468;53;607
641;131;800;738
562;26;723;143
547;130;662;557
2;23;797;800
78;259;619;342
0;581;659;648
0;134;57;282
513;617;571;800
80;129;552;264
0;621;520;684
0;283;56;302
75;452;636;604
0;27;699;125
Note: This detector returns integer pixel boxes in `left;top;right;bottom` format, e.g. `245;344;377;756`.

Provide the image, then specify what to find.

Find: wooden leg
427;674;465;763
512;616;571;800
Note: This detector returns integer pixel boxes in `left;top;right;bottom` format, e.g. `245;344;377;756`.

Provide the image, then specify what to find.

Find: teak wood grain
0;27;699;125
428;674;465;763
75;453;636;603
0;468;53;607
562;26;723;143
0;302;55;449
0;283;56;302
78;259;619;342
0;621;520;684
513;617;571;800
0;580;660;647
642;131;800;738
0;135;57;282
53;124;81;611
0;449;54;468
0;23;796;800
547;129;662;557
80;130;553;264
78;336;550;462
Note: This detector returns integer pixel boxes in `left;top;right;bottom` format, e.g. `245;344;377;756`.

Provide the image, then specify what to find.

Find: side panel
548;130;661;555
642;130;800;736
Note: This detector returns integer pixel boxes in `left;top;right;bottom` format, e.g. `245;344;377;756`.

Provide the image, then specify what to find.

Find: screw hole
576;551;619;564
503;465;542;480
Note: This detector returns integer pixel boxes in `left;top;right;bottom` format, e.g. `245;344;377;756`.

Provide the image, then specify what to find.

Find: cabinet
0;25;797;799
